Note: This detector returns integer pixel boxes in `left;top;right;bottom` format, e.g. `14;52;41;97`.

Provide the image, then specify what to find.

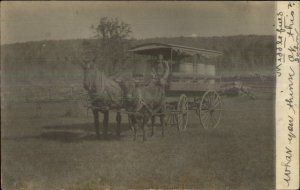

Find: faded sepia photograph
1;1;276;190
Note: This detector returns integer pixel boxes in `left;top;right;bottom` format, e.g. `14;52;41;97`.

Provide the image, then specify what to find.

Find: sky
1;1;275;45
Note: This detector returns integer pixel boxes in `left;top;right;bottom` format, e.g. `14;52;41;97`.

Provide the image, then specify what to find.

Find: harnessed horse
121;60;169;141
83;62;123;138
82;50;169;140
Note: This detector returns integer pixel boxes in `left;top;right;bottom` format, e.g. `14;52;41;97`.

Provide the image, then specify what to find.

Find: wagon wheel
197;91;222;129
176;94;188;131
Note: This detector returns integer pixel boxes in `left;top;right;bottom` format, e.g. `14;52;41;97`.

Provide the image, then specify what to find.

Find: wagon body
129;43;223;130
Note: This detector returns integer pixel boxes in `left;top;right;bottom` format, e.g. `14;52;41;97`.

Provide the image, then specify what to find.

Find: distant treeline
1;35;275;84
137;35;275;69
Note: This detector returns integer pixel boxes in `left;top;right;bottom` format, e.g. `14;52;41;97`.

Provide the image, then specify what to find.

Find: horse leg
142;115;148;141
116;112;121;137
93;109;100;138
151;116;155;137
103;110;109;138
133;120;138;141
130;115;137;141
160;114;165;137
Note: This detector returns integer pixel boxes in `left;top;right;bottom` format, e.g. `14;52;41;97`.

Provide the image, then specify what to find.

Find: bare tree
91;17;132;74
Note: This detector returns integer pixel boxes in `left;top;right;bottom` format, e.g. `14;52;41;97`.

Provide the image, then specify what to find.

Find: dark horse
121;58;169;141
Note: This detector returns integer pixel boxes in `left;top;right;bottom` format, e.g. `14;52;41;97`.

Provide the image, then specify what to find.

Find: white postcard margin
276;1;299;189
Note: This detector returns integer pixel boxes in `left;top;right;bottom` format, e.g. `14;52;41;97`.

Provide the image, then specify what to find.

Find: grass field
1;92;275;190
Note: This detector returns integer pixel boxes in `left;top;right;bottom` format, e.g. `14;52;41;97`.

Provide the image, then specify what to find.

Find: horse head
80;41;99;93
82;61;98;93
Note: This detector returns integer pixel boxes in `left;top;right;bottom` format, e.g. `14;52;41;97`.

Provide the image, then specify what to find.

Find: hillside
1;35;275;85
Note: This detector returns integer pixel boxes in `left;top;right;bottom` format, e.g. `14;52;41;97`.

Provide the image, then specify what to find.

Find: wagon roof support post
170;48;173;77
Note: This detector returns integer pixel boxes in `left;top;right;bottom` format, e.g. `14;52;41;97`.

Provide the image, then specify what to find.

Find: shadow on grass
43;123;95;132
37;123;132;143
37;131;123;143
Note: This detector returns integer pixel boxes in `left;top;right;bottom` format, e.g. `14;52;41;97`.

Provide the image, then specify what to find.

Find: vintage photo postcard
1;1;299;190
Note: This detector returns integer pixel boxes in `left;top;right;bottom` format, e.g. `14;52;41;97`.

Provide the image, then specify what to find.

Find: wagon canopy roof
128;43;222;59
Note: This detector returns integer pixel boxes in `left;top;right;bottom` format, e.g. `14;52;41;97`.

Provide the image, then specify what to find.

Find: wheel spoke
210;93;215;105
206;113;212;128
212;97;221;107
211;92;216;105
204;96;210;105
211;104;221;111
202;111;210;119
216;100;221;107
204;113;210;126
208;94;213;105
211;113;217;125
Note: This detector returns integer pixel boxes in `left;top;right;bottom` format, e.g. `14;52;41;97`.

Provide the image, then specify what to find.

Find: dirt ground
1;93;275;190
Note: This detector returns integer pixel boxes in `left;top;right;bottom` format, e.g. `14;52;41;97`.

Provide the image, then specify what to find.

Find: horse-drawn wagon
83;42;223;140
